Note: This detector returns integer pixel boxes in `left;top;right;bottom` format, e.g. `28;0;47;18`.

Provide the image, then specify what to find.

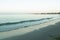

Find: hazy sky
0;0;60;13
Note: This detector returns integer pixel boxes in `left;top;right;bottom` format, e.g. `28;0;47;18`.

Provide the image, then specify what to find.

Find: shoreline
0;18;60;39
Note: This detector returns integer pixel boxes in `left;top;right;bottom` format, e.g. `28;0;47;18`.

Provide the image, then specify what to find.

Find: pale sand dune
0;18;60;40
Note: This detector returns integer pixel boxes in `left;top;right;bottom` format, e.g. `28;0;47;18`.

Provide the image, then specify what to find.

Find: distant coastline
0;12;60;15
30;12;60;15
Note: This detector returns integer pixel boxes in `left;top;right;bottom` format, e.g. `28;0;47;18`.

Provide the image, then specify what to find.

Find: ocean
0;14;59;32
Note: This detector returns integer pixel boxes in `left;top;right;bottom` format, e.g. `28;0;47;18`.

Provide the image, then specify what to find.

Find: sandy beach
0;18;60;40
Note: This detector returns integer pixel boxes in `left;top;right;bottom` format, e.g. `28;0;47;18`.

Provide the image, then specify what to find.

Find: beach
0;0;60;40
0;18;60;40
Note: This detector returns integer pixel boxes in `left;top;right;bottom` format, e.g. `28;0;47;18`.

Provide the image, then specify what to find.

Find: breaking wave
0;18;52;32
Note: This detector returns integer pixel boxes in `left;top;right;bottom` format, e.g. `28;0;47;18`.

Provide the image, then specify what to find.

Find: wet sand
0;18;60;40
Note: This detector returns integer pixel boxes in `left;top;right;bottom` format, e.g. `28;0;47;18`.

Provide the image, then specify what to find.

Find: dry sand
0;18;60;40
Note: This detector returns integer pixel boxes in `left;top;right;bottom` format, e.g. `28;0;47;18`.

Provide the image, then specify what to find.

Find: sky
0;0;60;13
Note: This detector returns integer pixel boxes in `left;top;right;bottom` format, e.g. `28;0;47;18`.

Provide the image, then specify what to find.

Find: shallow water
0;14;59;32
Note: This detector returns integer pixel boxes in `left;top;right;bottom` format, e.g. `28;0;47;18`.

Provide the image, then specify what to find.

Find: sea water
0;14;59;32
